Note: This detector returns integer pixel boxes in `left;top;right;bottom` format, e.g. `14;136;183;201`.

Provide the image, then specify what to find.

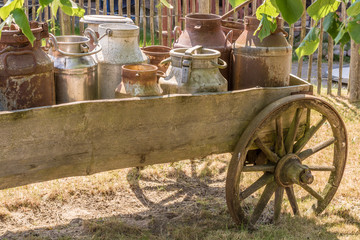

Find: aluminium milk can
142;45;171;72
0;22;55;110
115;64;164;98
48;29;102;103
159;46;228;94
80;15;134;33
173;14;232;83
96;23;147;99
232;16;292;90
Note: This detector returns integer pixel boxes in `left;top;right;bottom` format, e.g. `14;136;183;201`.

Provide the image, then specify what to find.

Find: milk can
232;16;292;90
80;15;134;33
95;23;147;99
173;14;232;82
159;46;228;94
0;22;55;110
115;64;164;98
47;29;102;103
142;45;171;72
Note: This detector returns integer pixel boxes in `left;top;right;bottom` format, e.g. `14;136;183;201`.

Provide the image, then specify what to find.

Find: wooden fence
23;0;350;97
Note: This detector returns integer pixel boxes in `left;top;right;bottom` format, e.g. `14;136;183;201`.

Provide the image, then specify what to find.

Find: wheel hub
274;154;314;187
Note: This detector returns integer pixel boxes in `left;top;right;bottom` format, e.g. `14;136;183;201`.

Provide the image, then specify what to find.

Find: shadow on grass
0;161;344;240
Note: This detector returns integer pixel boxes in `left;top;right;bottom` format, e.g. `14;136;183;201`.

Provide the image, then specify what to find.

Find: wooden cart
0;75;347;227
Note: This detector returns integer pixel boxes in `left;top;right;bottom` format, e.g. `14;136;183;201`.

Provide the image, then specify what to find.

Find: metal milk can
159;46;228;94
0;22;55;110
232;16;292;90
173;14;232;83
142;45;171;73
95;23;148;99
80;15;134;33
48;29;102;103
115;64;164;98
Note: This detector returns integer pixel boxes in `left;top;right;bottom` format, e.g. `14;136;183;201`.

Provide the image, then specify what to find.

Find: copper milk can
173;14;232;82
115;64;164;98
159;46;228;94
48;29;102;103
232;16;292;90
142;45;171;72
0;22;55;110
96;23;147;99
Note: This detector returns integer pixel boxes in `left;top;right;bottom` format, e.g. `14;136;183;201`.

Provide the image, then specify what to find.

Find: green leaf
255;14;277;41
256;0;279;19
347;0;360;16
51;0;60;19
60;0;85;17
159;0;173;9
348;16;360;43
228;0;248;8
0;0;24;20
307;0;340;22
11;8;36;45
39;0;54;7
323;12;340;39
295;27;320;58
274;0;303;25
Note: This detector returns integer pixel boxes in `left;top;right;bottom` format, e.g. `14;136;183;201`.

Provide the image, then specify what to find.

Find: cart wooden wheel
226;94;347;227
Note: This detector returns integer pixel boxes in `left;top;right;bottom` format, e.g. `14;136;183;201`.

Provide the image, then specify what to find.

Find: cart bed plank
0;76;311;189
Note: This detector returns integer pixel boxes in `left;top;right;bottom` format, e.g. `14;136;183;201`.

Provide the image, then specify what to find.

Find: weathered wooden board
0;75;311;190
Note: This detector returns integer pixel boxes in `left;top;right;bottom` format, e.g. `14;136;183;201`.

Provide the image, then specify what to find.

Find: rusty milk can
232;16;292;90
115;64;164;98
173;14;232;82
142;45;171;72
95;23;148;99
159;46;228;94
48;29;102;103
0;22;55;110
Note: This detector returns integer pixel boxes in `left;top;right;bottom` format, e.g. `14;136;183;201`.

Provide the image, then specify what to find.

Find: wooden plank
317;19;324;95
0;76;310;190
88;0;91;15
142;0;146;47
110;0;115;15
25;0;29;19
327;35;333;95
349;40;360;102
297;0;307;78
79;0;85;33
338;1;346;96
127;0;131;18
103;0;107;15
158;3;163;45
135;0;140;26
96;0;100;14
44;6;49;22
167;0;172;47
199;0;210;13
192;0;196;13
150;0;155;45
215;0;219;15
32;0;35;20
118;0;122;16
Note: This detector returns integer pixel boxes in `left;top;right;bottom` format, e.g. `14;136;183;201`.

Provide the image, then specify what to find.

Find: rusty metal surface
221;20;244;44
142;45;171;72
0;22;55;110
232;16;292;90
115;64;163;98
173;14;232;83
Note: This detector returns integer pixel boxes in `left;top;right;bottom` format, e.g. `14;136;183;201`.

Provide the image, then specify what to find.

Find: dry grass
0;92;360;239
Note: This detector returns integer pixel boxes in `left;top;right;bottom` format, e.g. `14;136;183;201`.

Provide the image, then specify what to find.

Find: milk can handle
159;57;172;66
211;58;227;69
156;70;167;78
173;26;182;44
185;45;203;55
224;30;233;47
3;50;37;75
278;28;289;38
48;33;103;57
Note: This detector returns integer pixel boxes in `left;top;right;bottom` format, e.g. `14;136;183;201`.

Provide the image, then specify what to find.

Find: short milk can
159;46;228;94
96;23;147;99
115;64;164;98
48;29;101;103
0;22;55;110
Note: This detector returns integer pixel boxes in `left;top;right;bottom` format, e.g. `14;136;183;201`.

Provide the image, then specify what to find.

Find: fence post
349;40;360;102
198;0;210;13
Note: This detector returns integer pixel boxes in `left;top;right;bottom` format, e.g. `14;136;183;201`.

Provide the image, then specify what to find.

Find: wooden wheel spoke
240;174;274;200
294;116;327;154
285;108;304;154
254;137;279;163
299;184;324;201
242;165;275;172
274;187;284;223
285;186;300;215
250;181;277;225
298;137;336;161
308;165;336;171
275;117;285;157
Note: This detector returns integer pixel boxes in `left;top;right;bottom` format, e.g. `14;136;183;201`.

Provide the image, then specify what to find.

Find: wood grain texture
0;76;310;190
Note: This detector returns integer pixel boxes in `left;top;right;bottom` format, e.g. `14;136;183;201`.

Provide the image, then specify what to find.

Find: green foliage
229;0;249;8
347;0;360;16
307;0;340;22
256;0;279;19
274;0;303;25
348;15;360;43
255;14;277;41
0;0;23;20
295;27;320;58
158;0;173;9
12;8;36;44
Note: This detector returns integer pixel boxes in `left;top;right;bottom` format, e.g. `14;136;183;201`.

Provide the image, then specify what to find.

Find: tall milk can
48;29;102;103
0;22;55;110
232;16;292;90
80;15;134;33
96;23;147;99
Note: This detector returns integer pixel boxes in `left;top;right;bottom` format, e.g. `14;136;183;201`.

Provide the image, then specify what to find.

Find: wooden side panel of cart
0;76;311;190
